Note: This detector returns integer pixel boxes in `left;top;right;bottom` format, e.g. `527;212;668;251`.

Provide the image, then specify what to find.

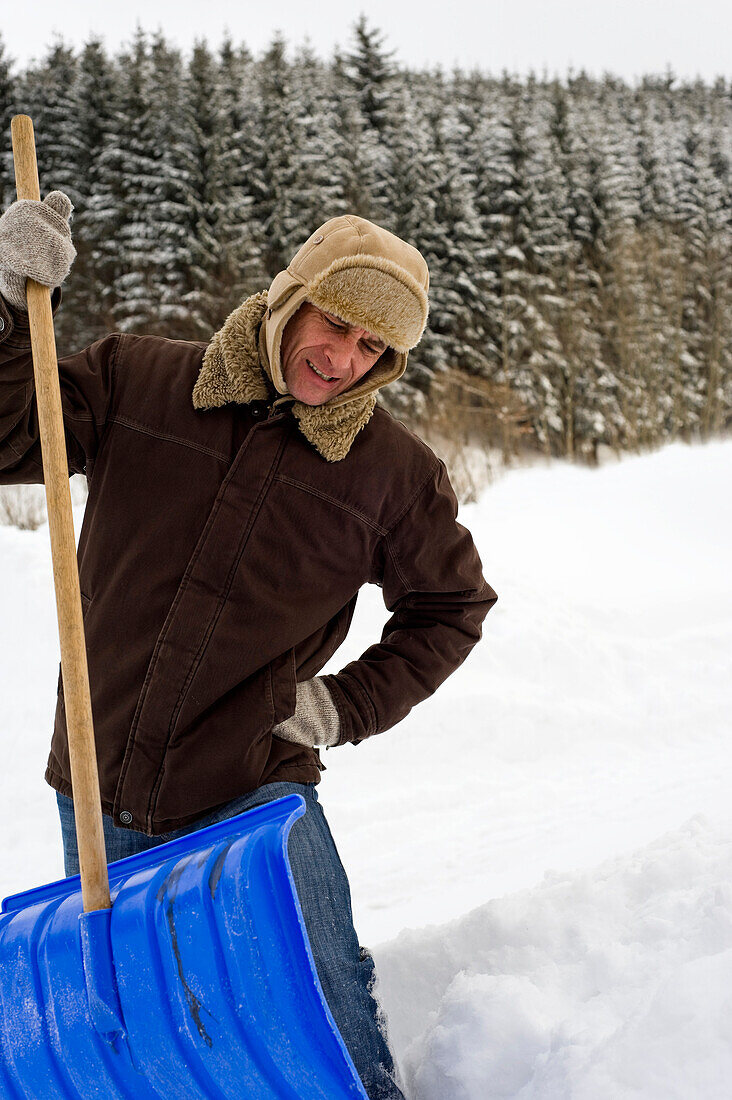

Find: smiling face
279;302;387;406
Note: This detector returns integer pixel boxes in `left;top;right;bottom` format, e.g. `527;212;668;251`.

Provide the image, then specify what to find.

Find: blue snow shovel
0;115;368;1099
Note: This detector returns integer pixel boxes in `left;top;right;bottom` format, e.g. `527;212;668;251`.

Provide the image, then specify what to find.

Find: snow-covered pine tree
467;82;512;385
177;38;265;337
286;46;347;244
672;114;730;439
577;77;648;453
65;38;119;346
706;115;732;434
376;84;441;408
343;18;398;219
328;52;382;221
168;40;223;339
15;40;86;351
0;36;16;213
144;33;195;334
107;31;192;335
606;78;685;450
249;35;299;276
478;78;570;454
15;41;79;204
540;79;607;460
420;96;492;381
103;29;160;333
344;16;396;138
214;37;266;309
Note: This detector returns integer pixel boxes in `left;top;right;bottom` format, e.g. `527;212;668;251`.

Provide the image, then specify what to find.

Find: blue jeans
57;781;403;1100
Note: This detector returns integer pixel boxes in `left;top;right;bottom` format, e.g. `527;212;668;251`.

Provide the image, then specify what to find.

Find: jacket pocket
269;648;297;725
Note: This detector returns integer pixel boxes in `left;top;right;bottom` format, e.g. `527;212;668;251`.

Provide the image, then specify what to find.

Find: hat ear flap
267;269;302;312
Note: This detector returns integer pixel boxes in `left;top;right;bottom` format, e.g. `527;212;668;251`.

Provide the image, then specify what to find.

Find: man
0;194;497;1098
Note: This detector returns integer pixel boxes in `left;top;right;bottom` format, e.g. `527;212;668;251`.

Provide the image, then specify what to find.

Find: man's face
279;303;387;406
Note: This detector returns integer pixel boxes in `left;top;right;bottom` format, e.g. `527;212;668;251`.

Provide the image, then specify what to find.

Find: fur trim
193;292;376;462
293;395;376;462
307;254;429;352
193;292;270;408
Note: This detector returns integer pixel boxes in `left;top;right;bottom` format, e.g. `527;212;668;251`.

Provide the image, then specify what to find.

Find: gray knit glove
272;678;340;748
0;191;76;311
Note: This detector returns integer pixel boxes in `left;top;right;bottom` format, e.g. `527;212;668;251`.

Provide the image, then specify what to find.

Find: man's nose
325;332;358;372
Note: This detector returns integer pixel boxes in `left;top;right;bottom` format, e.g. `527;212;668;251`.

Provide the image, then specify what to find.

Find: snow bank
376;816;732;1099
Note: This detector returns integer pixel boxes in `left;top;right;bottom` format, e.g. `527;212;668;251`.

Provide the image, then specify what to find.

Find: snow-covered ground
1;439;730;1097
378;816;732;1098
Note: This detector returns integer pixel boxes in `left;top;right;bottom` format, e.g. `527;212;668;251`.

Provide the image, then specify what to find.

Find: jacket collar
192;292;376;462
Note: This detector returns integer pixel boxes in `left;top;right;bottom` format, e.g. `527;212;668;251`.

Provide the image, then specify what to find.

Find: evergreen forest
1;20;730;467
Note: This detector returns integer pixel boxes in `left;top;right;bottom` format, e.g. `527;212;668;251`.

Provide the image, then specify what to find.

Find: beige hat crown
262;215;430;406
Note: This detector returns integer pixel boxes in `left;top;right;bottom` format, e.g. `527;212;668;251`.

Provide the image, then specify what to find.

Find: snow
378;817;732;1099
1;438;730;1097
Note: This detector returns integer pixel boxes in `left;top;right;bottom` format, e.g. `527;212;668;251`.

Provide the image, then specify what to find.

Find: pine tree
144;33;195;332
479;86;561;450
250;35;299;275
215;37;266;303
469;96;512;383
602;81;684;449
66;38;119;344
286;46;346;240
176;39;264;336
543;80;607;459
420;99;491;380
105;29;160;332
15;41;79;202
15;40;85;351
673;120;730;439
378;87;440;401
0;36;17;212
344;17;396;137
327;52;382;221
175;40;224;337
577;83;648;453
342;18;397;218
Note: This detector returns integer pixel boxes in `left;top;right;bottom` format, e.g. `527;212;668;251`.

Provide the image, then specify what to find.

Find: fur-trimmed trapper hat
261;215;430;409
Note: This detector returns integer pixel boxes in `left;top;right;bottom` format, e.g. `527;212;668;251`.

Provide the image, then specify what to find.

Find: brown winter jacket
0;293;496;835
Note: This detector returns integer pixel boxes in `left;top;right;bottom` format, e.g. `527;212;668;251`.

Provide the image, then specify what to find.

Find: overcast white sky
2;0;731;81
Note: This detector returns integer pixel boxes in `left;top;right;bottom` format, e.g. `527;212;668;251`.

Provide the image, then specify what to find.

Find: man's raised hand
0;191;76;311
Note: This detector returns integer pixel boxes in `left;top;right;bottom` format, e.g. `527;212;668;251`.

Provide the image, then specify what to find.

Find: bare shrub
416;369;532;503
0;476;87;531
0;485;47;531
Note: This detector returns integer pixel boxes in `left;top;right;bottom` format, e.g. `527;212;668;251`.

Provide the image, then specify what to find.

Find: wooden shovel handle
11;115;111;913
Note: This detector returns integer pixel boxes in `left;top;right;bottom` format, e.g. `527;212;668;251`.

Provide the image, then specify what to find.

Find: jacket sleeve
0;294;119;484
322;459;497;745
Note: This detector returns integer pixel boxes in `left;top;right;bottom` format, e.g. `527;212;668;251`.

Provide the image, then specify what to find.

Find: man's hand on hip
271;678;340;749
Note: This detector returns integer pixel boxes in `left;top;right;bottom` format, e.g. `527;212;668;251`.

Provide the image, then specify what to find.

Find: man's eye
325;316;345;330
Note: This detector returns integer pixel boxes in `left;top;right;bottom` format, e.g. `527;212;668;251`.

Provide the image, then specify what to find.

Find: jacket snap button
312;234;324;244
119;810;133;825
0;318;5;332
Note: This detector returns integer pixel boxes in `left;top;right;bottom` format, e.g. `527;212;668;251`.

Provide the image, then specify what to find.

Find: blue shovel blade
0;794;368;1099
